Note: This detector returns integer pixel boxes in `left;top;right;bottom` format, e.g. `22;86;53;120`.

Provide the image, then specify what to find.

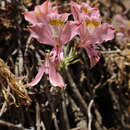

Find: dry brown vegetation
0;0;130;130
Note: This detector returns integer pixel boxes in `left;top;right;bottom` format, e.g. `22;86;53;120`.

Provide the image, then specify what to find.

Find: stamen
35;12;42;16
49;19;64;26
81;7;90;13
85;20;100;27
35;8;42;16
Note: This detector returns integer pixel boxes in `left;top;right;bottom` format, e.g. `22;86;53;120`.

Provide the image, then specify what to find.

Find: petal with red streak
49;61;64;88
94;23;115;44
28;23;55;47
60;21;80;45
27;63;45;87
85;47;100;68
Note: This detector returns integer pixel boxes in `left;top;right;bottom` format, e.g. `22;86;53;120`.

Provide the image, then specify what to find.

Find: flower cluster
70;1;115;67
24;0;115;88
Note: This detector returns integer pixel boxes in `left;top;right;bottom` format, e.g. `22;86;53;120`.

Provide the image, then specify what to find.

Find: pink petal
93;23;115;44
90;9;101;20
24;11;39;24
59;13;70;22
80;2;91;9
27;64;45;87
47;13;70;23
50;48;64;63
70;1;81;21
81;3;101;19
79;22;88;42
85;47;100;68
49;61;64;88
34;1;57;18
43;1;58;14
24;0;58;24
60;21;80;45
46;13;70;39
113;14;128;26
38;0;50;14
28;23;55;47
70;1;101;21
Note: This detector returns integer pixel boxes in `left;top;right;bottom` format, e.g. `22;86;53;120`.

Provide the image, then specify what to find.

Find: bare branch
87;100;94;130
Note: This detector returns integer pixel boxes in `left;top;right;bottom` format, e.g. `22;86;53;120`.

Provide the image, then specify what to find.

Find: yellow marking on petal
81;7;90;13
85;20;100;27
49;19;64;26
35;12;42;16
35;9;42;16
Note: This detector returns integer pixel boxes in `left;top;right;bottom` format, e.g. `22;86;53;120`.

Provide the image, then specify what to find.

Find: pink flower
112;14;130;43
24;0;58;24
70;1;100;22
28;13;78;45
28;13;79;62
71;2;115;67
28;54;65;88
24;2;80;88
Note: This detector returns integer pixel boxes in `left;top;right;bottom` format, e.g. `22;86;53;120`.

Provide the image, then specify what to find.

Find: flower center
35;12;42;16
35;8;42;16
81;7;90;13
85;20;100;27
49;19;64;26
